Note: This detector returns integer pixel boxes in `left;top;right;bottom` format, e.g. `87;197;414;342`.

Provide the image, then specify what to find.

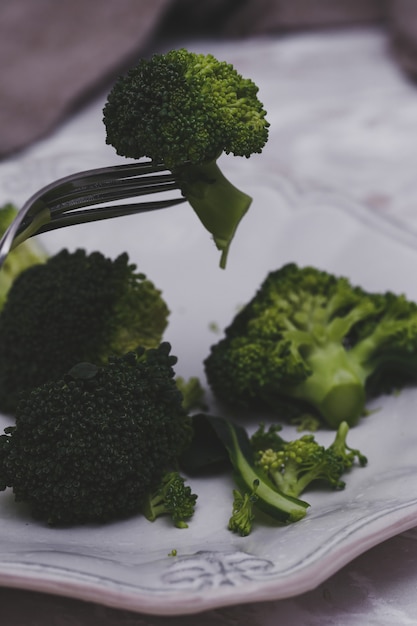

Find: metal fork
0;161;185;267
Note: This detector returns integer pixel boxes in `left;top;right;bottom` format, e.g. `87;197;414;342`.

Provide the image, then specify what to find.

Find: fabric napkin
0;0;173;158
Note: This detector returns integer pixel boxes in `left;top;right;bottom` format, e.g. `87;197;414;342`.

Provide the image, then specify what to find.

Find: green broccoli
0;248;169;414
103;48;269;268
254;421;367;498
205;262;417;428
175;376;207;413
0;343;192;525
183;414;366;535
0;202;46;310
142;471;198;528
199;415;310;525
228;479;259;537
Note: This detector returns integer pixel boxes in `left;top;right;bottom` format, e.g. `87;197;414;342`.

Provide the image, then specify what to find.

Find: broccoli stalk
175;160;252;268
254;421;367;498
142;471;198;528
103;48;269;268
205;263;417;428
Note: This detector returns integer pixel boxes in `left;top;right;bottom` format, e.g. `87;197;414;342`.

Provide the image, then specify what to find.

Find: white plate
1;167;417;616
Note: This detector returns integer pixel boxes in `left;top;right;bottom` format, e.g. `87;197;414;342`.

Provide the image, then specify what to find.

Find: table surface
2;26;417;625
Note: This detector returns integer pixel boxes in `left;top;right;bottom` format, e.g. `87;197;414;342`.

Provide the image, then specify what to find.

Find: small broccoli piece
0;248;169;414
254;421;367;498
103;48;269;268
250;422;286;453
0;343;192;525
142;471;198;528
0;203;46;310
176;376;207;413
228;479;259;537
329;420;368;469
205;262;417;428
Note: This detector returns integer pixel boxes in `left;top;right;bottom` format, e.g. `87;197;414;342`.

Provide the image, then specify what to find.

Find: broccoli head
0;248;169;413
205;262;417;428
0;343;192;525
0;202;46;310
103;48;269;268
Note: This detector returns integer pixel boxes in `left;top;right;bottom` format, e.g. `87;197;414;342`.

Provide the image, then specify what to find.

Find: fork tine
0;161;183;267
35;197;187;233
19;176;181;233
43;170;176;208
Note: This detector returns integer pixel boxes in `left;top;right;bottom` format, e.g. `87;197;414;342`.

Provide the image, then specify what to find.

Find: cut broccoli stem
175;160;251;269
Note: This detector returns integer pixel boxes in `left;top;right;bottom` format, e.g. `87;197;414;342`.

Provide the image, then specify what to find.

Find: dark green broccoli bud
254;421;367;498
0;203;47;310
142;471;198;528
205;262;417;428
228;479;259;537
0;343;192;525
103;48;269;268
0;248;169;414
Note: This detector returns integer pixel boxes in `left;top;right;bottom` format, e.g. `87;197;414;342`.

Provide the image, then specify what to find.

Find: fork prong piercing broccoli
103;48;269;268
0;344;193;526
0;248;169;414
205;263;417;428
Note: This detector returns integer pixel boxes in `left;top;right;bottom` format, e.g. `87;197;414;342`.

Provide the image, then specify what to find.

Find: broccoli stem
175;160;251;269
287;343;367;429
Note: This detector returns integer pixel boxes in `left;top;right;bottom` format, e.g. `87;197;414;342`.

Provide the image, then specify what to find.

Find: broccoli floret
205;263;417;428
0;203;46;310
254;421;367;498
0;343;192;525
142;471;198;528
329;420;368;469
103;48;269;268
176;376;207;413
0;248;169;414
228;479;259;537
